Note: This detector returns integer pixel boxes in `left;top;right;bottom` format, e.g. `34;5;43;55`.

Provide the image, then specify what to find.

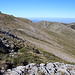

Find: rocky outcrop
0;30;25;53
4;62;75;75
0;30;25;72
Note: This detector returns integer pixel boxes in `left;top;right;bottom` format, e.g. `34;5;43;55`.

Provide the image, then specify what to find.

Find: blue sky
0;0;75;18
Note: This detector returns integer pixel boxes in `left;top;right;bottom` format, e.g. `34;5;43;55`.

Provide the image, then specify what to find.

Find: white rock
4;62;75;75
40;63;45;67
7;69;11;72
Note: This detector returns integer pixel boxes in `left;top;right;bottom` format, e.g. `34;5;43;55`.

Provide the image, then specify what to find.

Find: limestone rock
4;62;75;75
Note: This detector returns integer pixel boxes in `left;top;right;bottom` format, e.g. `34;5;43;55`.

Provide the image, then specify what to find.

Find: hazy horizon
26;17;75;23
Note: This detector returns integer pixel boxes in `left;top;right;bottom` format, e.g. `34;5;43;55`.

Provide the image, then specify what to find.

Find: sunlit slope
0;13;75;62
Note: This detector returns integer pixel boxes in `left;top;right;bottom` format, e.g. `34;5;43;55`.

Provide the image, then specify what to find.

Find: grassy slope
0;13;75;63
2;46;74;67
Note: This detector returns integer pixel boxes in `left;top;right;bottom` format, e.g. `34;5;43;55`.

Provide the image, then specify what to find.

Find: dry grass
0;13;75;63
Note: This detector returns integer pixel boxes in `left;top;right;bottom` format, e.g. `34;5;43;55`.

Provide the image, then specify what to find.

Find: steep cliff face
0;13;75;64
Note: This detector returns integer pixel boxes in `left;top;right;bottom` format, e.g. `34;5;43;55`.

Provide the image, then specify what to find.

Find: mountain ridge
0;13;75;64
